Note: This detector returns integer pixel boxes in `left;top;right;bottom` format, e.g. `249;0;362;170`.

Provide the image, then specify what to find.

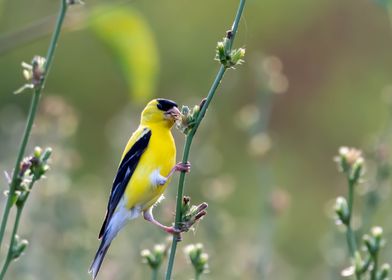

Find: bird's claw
175;162;191;173
165;227;183;241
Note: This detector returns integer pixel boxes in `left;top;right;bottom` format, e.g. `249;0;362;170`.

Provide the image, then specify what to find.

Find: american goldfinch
89;98;190;279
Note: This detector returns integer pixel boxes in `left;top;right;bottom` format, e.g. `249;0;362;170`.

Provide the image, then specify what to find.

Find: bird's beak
165;107;182;121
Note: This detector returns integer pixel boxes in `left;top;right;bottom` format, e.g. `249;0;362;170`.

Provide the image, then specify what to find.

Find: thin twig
165;0;246;279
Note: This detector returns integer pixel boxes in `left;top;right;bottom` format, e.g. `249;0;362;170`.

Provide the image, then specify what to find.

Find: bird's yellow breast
123;125;176;210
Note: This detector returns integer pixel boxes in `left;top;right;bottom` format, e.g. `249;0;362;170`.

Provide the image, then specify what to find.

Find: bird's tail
89;206;140;279
89;233;112;280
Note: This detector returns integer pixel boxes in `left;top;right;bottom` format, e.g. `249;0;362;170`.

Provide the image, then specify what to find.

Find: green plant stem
0;0;68;261
165;65;225;280
195;272;201;280
346;179;357;258
371;253;378;280
0;91;40;250
165;1;246;279
0;204;24;279
0;179;34;279
346;178;362;280
151;268;158;280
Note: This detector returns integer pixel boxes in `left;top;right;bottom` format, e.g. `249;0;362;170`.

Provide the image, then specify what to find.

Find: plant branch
165;0;246;279
0;0;68;264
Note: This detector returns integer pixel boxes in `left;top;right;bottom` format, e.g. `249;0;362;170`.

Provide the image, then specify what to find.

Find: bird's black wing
98;128;151;238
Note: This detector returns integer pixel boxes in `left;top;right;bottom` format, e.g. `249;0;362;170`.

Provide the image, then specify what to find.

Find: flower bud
11;235;28;260
179;198;208;232
141;243;168;270
335;147;364;184
184;243;209;276
363;234;379;256
371;226;383;240
354;251;362;274
230;48;246;66
34;146;42;158
379;263;390;280
31;56;46;86
41;147;52;162
334;196;350;225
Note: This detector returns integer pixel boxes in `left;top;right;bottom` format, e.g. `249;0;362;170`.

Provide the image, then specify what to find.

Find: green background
1;0;392;279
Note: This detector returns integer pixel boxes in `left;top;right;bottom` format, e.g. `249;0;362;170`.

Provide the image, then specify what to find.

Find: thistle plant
0;0;73;277
334;147;390;279
184;243;209;280
165;0;246;278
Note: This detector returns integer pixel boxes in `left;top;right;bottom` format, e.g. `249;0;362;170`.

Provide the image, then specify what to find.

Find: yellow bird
89;99;190;279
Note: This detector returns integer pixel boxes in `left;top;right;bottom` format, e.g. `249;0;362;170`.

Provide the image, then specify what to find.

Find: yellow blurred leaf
89;5;159;103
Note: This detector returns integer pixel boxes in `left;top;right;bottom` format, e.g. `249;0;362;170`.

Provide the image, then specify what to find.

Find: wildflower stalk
346;178;357;258
0;0;68;275
165;1;246;279
0;208;23;279
0;0;67;247
334;148;391;280
0;175;38;278
0;184;32;278
0;93;39;250
371;254;378;280
151;268;158;280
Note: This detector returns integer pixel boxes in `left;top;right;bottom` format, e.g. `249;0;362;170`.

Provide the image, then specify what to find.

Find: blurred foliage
89;5;159;103
0;0;392;279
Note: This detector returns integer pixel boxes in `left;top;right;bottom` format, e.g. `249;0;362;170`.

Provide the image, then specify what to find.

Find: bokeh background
1;0;392;279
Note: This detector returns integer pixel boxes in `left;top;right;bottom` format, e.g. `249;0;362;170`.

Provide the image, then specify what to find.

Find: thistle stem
0;0;68;271
165;0;246;279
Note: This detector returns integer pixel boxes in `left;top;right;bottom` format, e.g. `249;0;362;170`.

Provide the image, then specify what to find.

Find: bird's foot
174;162;191;173
165;226;183;241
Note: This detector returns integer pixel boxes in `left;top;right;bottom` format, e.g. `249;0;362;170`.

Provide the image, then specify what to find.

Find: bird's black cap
156;98;178;111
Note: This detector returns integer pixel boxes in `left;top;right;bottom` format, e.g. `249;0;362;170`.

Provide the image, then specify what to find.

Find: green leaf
89;5;159;103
